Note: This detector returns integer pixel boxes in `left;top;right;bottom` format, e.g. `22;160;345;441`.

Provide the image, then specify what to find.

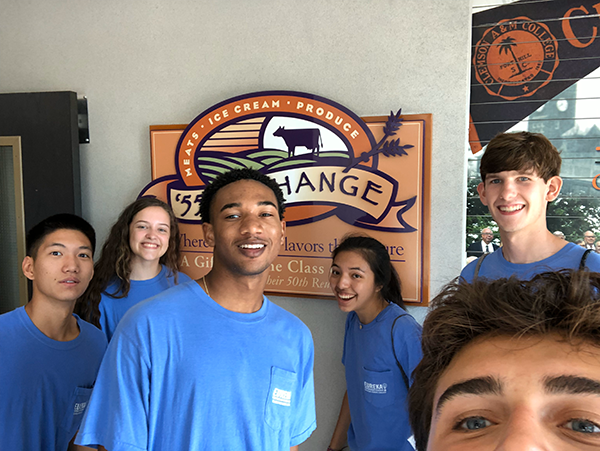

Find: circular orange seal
473;17;559;100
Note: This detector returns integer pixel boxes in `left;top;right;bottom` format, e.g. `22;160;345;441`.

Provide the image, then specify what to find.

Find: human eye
518;176;531;182
137;224;147;229
78;252;91;259
454;416;493;431
488;178;501;185
351;273;362;279
158;226;169;233
50;250;62;256
563;418;600;434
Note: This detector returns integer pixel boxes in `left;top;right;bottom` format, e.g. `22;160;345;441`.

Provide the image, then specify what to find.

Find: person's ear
202;222;215;247
280;220;286;246
22;256;35;281
546;176;562;202
477;182;488;206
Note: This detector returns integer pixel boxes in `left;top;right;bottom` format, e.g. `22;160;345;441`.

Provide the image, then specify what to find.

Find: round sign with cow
142;91;414;229
139;90;430;303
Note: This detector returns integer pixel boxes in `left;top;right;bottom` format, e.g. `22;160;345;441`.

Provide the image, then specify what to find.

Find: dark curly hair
199;168;286;223
75;197;182;327
409;270;600;451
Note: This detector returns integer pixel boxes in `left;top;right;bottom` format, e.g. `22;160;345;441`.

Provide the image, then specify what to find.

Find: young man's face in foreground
428;335;600;450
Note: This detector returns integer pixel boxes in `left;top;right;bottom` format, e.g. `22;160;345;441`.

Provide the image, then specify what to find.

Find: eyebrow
220;200;277;212
134;220;169;227
331;263;366;272
435;376;502;416
545;375;600;395
46;242;92;251
486;169;535;178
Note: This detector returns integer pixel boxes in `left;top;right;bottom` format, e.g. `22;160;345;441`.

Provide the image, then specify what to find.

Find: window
467;0;600;246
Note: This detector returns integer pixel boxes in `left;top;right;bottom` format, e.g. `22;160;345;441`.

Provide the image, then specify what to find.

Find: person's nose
63;254;80;273
145;226;157;239
336;273;352;289
495;407;547;451
499;179;517;201
240;214;262;236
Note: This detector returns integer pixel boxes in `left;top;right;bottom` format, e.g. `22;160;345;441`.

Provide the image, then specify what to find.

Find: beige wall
0;0;472;447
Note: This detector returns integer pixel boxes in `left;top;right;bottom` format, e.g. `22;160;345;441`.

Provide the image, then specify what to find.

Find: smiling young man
76;168;316;451
0;214;107;451
461;131;600;281
409;270;600;451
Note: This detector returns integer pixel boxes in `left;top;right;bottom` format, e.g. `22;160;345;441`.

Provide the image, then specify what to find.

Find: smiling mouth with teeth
239;244;265;249
499;205;524;212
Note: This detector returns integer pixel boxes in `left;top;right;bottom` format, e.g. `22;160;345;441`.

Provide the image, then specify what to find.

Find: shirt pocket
61;386;93;435
362;367;395;408
264;366;297;431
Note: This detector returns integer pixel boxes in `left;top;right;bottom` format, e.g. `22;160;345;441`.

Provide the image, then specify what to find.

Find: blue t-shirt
0;307;107;451
343;303;422;451
461;242;600;282
76;280;316;450
99;266;192;341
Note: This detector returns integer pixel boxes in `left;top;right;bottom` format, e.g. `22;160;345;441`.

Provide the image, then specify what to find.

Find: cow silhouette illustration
273;126;323;157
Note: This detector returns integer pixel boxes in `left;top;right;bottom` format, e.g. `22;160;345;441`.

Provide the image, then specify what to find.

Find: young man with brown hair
76;169;316;451
409;269;600;450
461;131;600;281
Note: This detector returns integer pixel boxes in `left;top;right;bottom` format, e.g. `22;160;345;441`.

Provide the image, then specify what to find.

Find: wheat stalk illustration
343;109;413;173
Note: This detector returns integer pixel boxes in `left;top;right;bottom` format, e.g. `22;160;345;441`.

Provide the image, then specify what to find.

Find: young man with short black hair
461;131;600;281
409;269;600;450
77;168;316;451
0;214;107;450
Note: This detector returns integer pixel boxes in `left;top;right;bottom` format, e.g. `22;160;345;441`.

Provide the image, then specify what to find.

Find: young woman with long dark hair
327;235;422;451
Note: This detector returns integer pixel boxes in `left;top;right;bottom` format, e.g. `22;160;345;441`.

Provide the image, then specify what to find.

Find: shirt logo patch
364;381;388;395
272;388;292;406
73;401;87;415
